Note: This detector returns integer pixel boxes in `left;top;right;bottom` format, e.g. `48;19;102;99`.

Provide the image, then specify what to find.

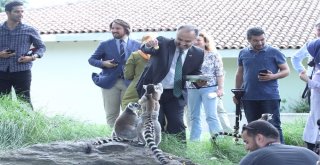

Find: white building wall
31;34;307;124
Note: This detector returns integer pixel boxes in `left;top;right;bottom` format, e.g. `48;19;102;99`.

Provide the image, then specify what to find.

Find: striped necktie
173;49;184;98
119;39;125;79
120;39;125;57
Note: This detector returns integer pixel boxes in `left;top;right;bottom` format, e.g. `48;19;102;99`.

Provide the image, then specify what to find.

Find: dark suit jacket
137;36;204;97
88;38;140;89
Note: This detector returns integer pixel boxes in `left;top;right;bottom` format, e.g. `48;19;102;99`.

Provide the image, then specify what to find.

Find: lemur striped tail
218;132;242;139
93;136;124;145
144;116;169;164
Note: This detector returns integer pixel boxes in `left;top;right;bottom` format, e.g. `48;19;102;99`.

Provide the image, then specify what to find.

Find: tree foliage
0;0;10;12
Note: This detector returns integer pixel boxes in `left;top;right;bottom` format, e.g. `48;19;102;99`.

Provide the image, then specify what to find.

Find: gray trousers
101;79;127;128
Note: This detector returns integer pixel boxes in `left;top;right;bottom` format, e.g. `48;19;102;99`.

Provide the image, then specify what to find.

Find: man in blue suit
137;25;205;142
88;19;140;128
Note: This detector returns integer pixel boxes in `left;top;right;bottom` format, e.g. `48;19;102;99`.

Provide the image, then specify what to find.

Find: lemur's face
127;102;141;115
261;113;273;121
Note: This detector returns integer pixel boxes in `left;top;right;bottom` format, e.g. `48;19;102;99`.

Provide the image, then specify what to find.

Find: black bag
301;60;315;105
301;83;311;105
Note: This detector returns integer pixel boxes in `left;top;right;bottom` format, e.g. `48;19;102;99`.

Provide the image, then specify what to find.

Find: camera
6;49;15;53
23;48;37;56
307;59;315;67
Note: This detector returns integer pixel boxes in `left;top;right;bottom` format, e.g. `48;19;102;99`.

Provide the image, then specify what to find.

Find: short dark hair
177;24;199;37
246;27;265;40
5;1;23;12
109;19;131;35
242;120;279;139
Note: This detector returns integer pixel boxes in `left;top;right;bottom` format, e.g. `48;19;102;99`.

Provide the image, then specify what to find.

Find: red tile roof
1;0;320;49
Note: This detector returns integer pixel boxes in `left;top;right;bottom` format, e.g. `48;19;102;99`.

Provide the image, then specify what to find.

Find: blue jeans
242;100;284;143
188;87;222;141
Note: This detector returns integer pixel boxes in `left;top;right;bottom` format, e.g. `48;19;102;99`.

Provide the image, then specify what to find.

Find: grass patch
160;133;246;165
282;119;305;146
160;119;307;165
0;95;111;150
0;95;308;164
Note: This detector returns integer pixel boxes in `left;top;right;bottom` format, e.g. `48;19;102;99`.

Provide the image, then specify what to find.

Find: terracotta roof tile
0;0;319;49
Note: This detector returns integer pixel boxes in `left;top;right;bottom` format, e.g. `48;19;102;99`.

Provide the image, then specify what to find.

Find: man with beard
88;19;140;128
136;25;205;142
234;27;290;144
0;1;46;109
240;120;318;165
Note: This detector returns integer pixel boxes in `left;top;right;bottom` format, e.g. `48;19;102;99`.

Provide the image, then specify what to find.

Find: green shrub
280;98;310;113
289;99;310;113
280;99;287;112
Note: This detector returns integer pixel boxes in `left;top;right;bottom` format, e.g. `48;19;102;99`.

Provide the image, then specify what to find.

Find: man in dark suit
137;25;205;142
88;19;140;128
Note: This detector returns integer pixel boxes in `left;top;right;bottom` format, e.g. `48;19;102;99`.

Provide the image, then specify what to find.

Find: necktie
119;39;125;79
120;39;125;58
173;49;184;97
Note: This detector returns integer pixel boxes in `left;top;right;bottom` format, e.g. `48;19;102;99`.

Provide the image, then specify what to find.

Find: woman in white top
187;32;224;141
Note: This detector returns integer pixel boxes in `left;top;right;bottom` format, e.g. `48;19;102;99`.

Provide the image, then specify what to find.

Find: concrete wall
31;41;106;123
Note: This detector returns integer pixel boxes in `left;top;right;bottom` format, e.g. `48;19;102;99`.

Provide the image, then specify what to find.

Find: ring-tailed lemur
137;83;169;164
259;113;273;121
92;102;141;145
214;113;273;141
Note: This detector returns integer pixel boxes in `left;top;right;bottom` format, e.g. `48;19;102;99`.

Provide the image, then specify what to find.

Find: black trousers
158;89;186;141
242;100;284;144
0;70;32;107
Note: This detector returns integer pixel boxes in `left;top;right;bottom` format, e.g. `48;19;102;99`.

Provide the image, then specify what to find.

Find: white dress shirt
161;48;188;89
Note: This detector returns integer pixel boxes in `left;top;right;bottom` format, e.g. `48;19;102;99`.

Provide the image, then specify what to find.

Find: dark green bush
290;99;310;113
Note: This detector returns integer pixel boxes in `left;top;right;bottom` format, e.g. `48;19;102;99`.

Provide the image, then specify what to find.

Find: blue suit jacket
136;36;204;98
89;38;141;89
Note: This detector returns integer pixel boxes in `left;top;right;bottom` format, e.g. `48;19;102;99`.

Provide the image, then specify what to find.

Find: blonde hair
198;32;217;52
141;33;157;44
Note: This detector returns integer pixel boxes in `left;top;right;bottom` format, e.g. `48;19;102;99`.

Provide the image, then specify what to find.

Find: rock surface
0;139;195;165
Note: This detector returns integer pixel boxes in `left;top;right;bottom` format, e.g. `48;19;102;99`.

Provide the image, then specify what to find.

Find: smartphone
259;69;268;75
6;49;15;53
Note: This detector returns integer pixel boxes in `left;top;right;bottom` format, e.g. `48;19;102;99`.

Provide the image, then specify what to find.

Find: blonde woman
187;32;224;141
122;34;156;108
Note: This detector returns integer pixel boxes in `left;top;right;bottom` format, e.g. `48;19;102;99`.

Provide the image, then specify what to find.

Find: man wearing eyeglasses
240;120;318;165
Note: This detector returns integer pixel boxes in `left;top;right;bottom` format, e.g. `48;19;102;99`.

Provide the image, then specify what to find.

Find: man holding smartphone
0;1;46;108
234;27;290;143
88;19;140;128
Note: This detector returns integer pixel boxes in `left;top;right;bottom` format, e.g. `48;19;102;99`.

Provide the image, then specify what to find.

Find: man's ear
255;134;266;147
